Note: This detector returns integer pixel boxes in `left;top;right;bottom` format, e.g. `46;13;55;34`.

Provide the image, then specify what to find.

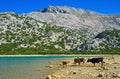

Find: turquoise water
0;55;105;79
0;55;76;79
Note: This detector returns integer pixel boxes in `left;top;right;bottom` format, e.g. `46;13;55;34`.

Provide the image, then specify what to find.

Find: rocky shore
46;55;120;79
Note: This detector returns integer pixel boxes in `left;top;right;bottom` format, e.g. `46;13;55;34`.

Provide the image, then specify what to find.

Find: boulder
117;73;120;78
97;74;103;77
46;75;52;79
73;71;77;75
51;74;61;78
46;65;53;68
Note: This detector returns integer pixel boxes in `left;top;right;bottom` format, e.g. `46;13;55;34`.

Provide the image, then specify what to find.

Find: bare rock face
28;6;120;33
41;5;98;15
41;6;71;14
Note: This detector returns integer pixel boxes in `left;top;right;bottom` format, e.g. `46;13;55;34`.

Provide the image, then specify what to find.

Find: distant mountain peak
41;5;73;13
28;5;120;31
39;5;96;15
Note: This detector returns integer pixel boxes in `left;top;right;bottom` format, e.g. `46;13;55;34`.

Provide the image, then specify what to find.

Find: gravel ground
46;55;120;79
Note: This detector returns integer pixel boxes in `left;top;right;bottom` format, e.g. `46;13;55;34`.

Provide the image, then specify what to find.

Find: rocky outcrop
28;6;120;33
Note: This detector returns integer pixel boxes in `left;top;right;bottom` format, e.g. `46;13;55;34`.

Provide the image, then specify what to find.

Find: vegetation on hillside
0;13;120;55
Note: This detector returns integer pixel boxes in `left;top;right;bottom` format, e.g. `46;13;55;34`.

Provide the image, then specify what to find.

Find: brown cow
74;58;87;65
62;61;70;68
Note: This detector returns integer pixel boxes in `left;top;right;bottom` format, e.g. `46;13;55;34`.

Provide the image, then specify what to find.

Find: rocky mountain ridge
0;6;120;54
28;6;120;33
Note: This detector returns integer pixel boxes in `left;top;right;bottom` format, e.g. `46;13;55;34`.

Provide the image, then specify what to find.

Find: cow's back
74;58;80;64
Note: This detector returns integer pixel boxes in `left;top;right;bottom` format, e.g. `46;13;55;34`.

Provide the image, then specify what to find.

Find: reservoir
0;55;76;79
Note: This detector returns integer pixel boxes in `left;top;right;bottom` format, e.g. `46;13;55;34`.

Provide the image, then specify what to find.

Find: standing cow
74;57;87;65
87;57;104;66
62;61;70;68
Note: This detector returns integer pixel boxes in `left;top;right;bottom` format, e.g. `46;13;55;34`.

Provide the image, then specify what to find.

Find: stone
46;65;53;68
114;67;117;69
73;71;77;74
70;71;77;75
117;73;120;78
97;74;103;77
46;75;52;79
96;68;102;70
102;66;109;70
88;72;98;77
51;74;61;78
60;73;64;77
112;72;117;78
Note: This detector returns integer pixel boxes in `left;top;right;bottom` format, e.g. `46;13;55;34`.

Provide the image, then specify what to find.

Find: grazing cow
74;58;87;65
87;57;104;66
62;61;70;68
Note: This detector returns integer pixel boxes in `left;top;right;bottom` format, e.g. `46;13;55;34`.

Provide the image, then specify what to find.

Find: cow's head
87;58;91;62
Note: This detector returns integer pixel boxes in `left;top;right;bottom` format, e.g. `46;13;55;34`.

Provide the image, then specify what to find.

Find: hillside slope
0;6;120;54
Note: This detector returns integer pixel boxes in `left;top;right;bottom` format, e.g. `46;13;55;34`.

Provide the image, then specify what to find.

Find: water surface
0;55;76;79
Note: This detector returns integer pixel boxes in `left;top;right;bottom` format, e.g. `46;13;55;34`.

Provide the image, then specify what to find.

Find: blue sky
0;0;120;14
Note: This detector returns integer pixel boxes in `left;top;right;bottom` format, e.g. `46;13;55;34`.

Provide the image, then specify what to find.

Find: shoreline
47;55;120;79
0;54;120;79
0;54;78;57
0;54;117;57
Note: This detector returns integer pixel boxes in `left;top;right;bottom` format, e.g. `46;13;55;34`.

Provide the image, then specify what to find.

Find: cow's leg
83;61;84;65
93;63;95;66
63;63;66;68
63;65;64;68
74;62;76;65
101;62;103;67
66;64;67;68
79;62;80;66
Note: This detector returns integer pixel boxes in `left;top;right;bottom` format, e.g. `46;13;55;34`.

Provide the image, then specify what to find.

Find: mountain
0;6;120;55
28;6;120;33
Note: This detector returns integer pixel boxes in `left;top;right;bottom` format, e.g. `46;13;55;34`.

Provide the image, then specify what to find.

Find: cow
74;58;87;65
87;57;104;67
62;61;70;68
